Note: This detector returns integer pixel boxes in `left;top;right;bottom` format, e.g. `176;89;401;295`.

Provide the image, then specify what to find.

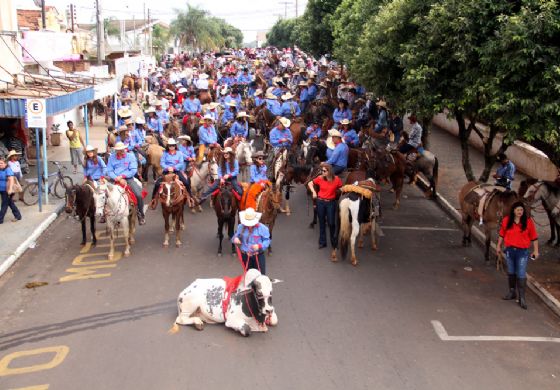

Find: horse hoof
176;242;182;247
351;260;358;267
108;254;114;261
372;245;377;251
124;251;130;257
163;241;169;247
194;322;204;331
308;223;315;229
218;253;222;257
80;241;86;246
130;238;135;245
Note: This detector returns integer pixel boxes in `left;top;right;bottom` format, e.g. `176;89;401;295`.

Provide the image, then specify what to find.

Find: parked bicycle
22;161;74;206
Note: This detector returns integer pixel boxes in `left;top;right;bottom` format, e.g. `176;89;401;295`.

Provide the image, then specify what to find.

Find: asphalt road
1;183;559;390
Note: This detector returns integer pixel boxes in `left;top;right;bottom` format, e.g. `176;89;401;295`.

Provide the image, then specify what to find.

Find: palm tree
171;5;220;51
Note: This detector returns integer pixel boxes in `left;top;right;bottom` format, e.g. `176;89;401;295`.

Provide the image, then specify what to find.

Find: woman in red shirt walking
308;163;342;249
496;201;539;309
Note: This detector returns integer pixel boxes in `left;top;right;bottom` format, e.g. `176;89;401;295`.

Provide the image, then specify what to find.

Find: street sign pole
84;105;90;145
41;127;49;204
35;127;42;212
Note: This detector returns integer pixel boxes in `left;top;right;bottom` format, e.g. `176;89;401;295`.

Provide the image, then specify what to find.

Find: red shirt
313;176;342;200
499;216;538;248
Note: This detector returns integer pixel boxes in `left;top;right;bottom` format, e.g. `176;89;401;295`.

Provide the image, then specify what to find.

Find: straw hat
281;92;294;101
167;138;177;146
328;129;343;138
298;81;307;87
145;107;156;114
208;102;220;109
155;100;163;106
279;117;291;128
135;117;145;124
178;135;192;142
6;150;21;158
226;101;237;108
339;119;351;125
376;100;387;108
239;207;262;227
254;89;263;96
118;125;129;133
326;137;335;150
223;147;233;154
117;107;132;117
236;111;249;119
124;118;134;126
253;151;267;159
114;142;127;151
265;92;277;99
203;114;215;121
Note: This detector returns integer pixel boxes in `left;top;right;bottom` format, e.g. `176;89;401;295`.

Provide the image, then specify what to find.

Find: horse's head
236;141;253;165
270;186;283;210
523;180;546;206
65;185;77;214
218;184;234;218
93;182;109;218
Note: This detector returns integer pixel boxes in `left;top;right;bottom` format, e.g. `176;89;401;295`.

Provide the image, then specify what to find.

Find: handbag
12;178;23;194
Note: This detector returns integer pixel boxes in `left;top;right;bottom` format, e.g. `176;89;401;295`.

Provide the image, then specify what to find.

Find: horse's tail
432;157;439;192
339;198;351;260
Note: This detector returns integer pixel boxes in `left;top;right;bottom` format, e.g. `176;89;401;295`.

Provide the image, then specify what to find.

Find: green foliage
266;18;301;48
297;0;342;56
152;24;171;57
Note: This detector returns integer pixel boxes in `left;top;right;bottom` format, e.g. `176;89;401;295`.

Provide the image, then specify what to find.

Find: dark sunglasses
256;157;264;160
321;169;328;172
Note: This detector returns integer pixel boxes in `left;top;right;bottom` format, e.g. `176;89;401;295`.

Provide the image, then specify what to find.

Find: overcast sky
14;0;308;41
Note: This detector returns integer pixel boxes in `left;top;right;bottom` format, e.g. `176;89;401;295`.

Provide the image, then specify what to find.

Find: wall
0;0;23;90
431;112;558;181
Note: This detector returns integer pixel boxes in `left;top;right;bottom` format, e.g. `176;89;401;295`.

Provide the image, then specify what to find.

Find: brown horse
459;181;520;263
157;174;187;247
256;186;282;255
166;117;181;139
65;183;97;246
143;136;164;181
214;182;238;256
519;178;560;246
289;117;306;146
364;146;406;209
199;90;212;105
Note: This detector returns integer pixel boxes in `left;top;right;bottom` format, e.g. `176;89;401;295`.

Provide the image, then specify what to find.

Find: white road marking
381;226;458;231
432;320;560;343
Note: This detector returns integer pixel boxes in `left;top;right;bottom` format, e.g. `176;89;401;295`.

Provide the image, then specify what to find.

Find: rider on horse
305;120;322;141
197;115;219;163
269;117;293;150
149;138;193;209
199;147;243;203
84;145;106;185
325;129;349;176
232;207;271;275
280;92;301;119
339;119;360;148
230;112;249;140
241;151;270;210
146;107;164;146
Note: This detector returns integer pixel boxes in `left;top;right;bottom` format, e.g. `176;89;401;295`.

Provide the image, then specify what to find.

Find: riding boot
517;278;528;309
502;274;517;300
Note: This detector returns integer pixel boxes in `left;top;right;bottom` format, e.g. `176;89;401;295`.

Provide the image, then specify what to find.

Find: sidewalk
0;114;109;277
426;125;560;304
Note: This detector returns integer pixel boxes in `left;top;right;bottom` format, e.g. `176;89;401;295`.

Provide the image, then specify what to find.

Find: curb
415;176;560;318
0;202;65;278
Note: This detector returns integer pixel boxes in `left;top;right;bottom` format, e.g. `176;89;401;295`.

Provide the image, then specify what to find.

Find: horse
235;140;254;183
166;117;181;139
214;182;238;256
142;136;165;181
65;183;97;246
289;117;306;146
93;182;137;260
256;186;283;255
189;161;218;213
404;150;439;199
157;174;187;247
458;181;520;264
521;179;560;247
364;146;406;209
336;179;382;266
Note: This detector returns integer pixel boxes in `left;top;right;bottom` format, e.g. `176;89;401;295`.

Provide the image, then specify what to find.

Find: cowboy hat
376;100;387;108
85;145;97;152
124;118;134;126
178;87;188;94
328;129;343;138
279;117;291;128
253;151;267;159
145;107;156;114
208;102;220;109
114;142;127;151
339;119;351;125
118;125;129;132
236;111;249;118
239;207;262;227
281;92;294;100
199;73;209;79
6;150;21;158
226;101;237;107
298;81;307;87
117;107;132;117
326;137;335;150
254;89;263;96
155;100;163;106
167;138;177;146
135;117;146;124
265;92;277;99
203;114;215;121
223;147;233;154
318;82;327;88
178;135;192;142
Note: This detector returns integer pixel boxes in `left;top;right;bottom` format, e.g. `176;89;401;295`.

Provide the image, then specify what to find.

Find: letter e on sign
25;98;47;128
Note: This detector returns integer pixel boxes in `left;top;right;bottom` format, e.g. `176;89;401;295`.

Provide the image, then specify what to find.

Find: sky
14;0;308;42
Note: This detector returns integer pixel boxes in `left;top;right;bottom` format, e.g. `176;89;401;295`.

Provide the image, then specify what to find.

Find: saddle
465;184;506;222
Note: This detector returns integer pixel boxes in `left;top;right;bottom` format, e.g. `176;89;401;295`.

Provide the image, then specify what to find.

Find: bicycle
22;161;74;206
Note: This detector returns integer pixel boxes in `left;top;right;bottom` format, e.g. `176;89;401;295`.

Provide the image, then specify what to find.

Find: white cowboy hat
226;101;237;108
279;117;291;128
376;100;387;108
167;138;177;145
199;73;209;79
254;89;263;96
239;207;262;227
135;117;145;124
220;86;228;95
178;87;188;94
6;150;21;158
339;119;351;125
117;107;132;117
223;147;233;154
124;118;134;126
155;72;162;77
114;142;127;151
203;114;215;121
118;125;129;132
236;111;249;118
298;81;307;87
329;129;343;138
318;82;327;88
326;137;335;150
208;102;220;109
155;100;163;106
281;92;294;100
265;92;277;99
85;145;97;152
145;107;156;114
178;135;192;142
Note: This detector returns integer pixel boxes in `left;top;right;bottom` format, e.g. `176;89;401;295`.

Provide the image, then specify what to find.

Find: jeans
332;165;345;176
399;143;415;154
317;199;337;248
125;178;145;218
241;251;266;275
202;177;243;199
152;170;192;198
505;247;529;278
0;191;21;223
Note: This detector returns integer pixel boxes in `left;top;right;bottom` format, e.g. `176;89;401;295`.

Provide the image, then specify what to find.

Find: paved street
1;183;559;390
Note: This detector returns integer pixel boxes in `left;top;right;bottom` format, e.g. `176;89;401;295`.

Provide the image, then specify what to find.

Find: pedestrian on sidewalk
7;150;23;202
65;120;85;174
308;163;342;250
496;201;539;310
0;157;22;224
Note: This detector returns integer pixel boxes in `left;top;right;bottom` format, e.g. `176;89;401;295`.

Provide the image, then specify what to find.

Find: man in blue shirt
182;91;202;115
307;78;318;101
254;89;265;108
339;119;360;148
305;120;322;141
155;101;169;127
280;92;301;119
269;117;293;149
232;207;271;274
325;129;349;175
0;157;21;224
494;153;516;191
106;142;145;224
230;112;249;139
265;93;282;116
237;68;252;85
298;82;309;113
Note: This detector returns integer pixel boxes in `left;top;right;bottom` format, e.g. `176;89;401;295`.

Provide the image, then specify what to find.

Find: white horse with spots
172;269;281;337
189;161;218;212
93;182;136;259
236;139;253;183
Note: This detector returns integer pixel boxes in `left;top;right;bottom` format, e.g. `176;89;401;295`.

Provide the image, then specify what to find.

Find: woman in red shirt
496;201;539;309
308;163;342;249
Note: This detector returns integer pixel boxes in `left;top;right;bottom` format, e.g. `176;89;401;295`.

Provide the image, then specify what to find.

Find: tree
297;0;342;56
152;24;170;58
266;18;300;48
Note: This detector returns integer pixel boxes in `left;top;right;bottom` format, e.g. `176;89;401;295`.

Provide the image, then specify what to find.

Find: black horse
65;183;97;246
213;182;238;256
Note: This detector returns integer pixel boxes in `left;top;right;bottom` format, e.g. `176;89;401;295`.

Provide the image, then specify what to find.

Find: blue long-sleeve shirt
160;150;186;171
221;109;235;125
147;117;163;134
107;152;138;180
299;88;309;102
222;95;242;110
179;144;195;160
281;101;301;117
237;74;252;84
255;97;265;107
218;160;239;178
266;99;282;116
132;127;145;146
326;142;349;168
84;158;107;180
333;108;352;123
269;127;293;148
307;84;318;100
374;109;388;132
305;126;321;139
155;109;169;123
183;98;201;114
496;161;516;184
250;165;268;183
230;121;248;138
232;223;271;254
198;125;218;145
342;129;360;147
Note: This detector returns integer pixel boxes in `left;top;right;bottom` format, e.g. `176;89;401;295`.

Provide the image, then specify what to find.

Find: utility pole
143;3;147;55
68;4;75;32
279;1;292;19
147;8;152;56
95;0;104;65
296;0;298;17
41;0;46;30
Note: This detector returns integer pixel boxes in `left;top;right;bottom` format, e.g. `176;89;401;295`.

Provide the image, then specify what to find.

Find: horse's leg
175;207;183;247
81;219;87;246
371;218;379;251
169;215;175;233
163;210;170;247
461;214;471;246
484;227;491;264
218;219;224;256
108;226;115;260
91;215;97;246
283;185;291;216
358;223;365;249
129;210;136;245
350;211;360;266
122;217;131;257
392;175;404;210
229;217;236;254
